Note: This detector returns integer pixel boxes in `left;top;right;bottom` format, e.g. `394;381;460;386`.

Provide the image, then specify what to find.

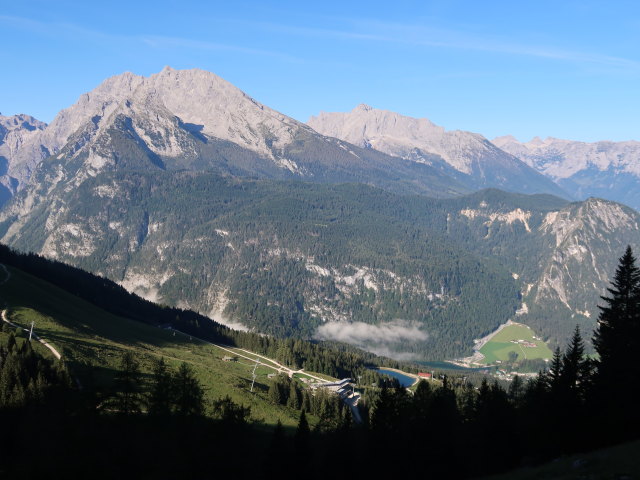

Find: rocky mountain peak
2;67;314;193
0;114;47;133
495;134;640;210
353;103;373;112
137;66;304;155
308;106;568;197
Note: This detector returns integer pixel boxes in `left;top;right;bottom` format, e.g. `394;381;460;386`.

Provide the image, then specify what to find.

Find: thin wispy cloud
0;14;127;42
257;17;640;71
140;35;303;63
0;15;300;63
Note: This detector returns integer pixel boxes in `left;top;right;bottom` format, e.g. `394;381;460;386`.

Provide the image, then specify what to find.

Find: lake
418;361;488;372
376;368;416;387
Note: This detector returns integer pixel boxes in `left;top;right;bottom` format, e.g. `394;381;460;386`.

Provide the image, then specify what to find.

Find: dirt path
172;329;333;383
0;263;62;361
233;347;328;382
1;309;62;360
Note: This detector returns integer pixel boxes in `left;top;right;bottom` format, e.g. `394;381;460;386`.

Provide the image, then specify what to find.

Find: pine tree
592;246;640;434
561;325;590;399
294;410;310;458
508;375;524;405
302;390;312;412
547;347;563;392
594;246;640;377
211;395;251;426
286;381;300;409
6;333;16;354
112;351;143;415
148;358;173;416
268;381;282;405
370;385;395;435
412;379;433;422
173;362;204;417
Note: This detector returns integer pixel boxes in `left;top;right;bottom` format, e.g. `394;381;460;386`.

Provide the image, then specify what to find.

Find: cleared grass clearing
479;323;553;364
0;266;313;427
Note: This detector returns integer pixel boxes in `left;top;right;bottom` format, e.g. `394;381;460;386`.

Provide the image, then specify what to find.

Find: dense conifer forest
0;245;639;478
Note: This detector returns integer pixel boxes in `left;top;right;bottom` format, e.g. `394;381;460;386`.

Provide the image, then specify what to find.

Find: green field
0;266;322;427
479;323;553;364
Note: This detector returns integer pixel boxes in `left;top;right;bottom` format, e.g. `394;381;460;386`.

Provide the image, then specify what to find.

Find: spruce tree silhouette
593;246;640;436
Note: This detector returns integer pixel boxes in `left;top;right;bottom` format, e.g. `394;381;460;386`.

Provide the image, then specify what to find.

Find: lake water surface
376;368;416;387
418;361;487;372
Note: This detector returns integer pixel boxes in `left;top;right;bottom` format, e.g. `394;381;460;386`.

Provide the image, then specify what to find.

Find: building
311;378;353;394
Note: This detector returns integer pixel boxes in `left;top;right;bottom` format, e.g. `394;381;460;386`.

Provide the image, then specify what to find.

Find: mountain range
1;66;639;360
308;104;567;197
0;67;469;207
494;135;640;211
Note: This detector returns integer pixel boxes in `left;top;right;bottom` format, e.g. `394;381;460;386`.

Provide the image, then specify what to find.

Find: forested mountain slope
2;164;638;359
0;175;520;360
2;68;638;360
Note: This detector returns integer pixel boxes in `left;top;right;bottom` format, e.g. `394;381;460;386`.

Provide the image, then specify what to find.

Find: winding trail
171;328;327;382
0;263;62;360
1;309;62;360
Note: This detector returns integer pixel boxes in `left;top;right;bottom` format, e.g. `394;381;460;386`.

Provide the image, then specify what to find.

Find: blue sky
1;0;639;142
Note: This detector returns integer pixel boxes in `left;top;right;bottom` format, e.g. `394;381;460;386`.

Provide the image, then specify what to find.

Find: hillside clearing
479;323;553;365
0;265;328;427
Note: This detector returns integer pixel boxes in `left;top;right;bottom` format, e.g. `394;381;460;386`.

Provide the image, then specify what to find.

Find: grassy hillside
479;323;553;364
0;265;329;427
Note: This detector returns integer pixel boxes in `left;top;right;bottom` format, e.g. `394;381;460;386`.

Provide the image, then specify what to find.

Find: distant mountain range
308;104;567;197
0;67;469;207
1;67;639;360
494;135;640;211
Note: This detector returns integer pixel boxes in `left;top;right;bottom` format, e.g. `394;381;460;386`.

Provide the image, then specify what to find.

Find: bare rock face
3;67;467;205
47;66;310;164
533;198;639;314
0;113;47;202
308;105;568;197
494;135;640;210
1;73;144;197
1;67;309;196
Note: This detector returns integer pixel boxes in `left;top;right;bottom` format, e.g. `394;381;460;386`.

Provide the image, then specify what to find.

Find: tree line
1;245;638;478
346;246;640;477
0;243;388;379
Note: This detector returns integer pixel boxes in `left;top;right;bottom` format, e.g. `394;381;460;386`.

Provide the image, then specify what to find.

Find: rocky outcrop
494;135;640;210
308;105;568;197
